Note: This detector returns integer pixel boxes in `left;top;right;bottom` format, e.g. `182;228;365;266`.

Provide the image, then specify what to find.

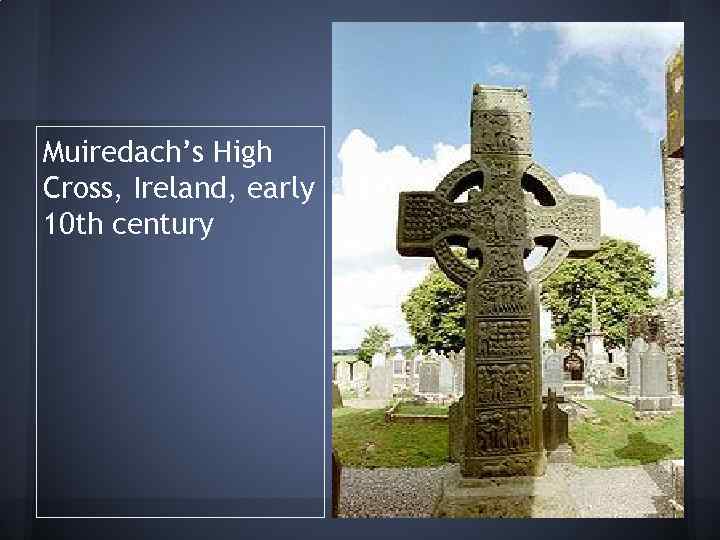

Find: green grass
570;399;684;468
397;404;449;416
333;399;684;469
332;408;448;467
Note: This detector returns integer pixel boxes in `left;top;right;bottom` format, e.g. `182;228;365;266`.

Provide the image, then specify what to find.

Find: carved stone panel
477;363;532;404
476;319;531;359
475;407;533;454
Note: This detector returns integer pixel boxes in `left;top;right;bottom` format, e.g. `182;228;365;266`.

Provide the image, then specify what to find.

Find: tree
357;325;392;362
541;237;656;349
401;262;466;353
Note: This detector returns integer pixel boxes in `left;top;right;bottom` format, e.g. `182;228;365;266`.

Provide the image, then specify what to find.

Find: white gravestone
369;363;393;400
640;342;669;397
418;356;440;395
627;337;647;395
352;361;369;394
335;360;351;389
542;351;564;397
439;352;454;395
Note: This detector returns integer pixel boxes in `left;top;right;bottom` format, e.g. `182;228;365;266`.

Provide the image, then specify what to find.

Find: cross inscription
397;85;600;478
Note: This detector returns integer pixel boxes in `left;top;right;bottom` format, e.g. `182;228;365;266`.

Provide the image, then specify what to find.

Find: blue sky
331;22;683;349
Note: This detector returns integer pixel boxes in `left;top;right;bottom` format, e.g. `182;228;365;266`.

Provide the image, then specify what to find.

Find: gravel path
567;461;673;518
339;465;453;517
339;462;675;518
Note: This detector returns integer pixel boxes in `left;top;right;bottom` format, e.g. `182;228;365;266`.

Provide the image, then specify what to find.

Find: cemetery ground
333;397;684;517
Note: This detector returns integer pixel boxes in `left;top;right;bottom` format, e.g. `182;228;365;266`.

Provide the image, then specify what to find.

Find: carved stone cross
397;85;600;478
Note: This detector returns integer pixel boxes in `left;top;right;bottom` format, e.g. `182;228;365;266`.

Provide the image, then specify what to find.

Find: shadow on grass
614;432;674;465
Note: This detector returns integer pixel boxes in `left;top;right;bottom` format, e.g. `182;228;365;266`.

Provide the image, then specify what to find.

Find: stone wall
665;45;684;158
662;297;685;395
662;139;684;296
626;298;684;394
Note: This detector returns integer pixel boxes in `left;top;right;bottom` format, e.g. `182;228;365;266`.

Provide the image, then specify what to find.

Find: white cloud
475;22;488;31
505;22;683;133
574;75;618;109
333;131;666;349
539;23;683;89
332;130;470;348
509;22;528;36
487;62;531;81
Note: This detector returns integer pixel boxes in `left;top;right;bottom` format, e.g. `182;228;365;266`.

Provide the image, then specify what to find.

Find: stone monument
627;337;647;396
584;293;609;371
332;382;344;409
392;350;405;375
542;390;572;463
542;350;564;397
439;352;454;395
418;355;440;395
335;360;351;389
452;348;466;397
610;345;627;377
369;349;393;400
635;341;672;417
396;84;600;516
352;360;369;395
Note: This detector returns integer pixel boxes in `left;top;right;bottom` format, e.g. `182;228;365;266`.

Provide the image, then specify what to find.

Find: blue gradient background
0;0;717;539
36;126;325;517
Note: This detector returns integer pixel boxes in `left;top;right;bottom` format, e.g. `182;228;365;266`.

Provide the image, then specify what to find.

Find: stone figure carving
396;85;600;478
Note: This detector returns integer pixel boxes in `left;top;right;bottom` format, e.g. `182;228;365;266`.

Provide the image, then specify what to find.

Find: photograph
331;22;685;518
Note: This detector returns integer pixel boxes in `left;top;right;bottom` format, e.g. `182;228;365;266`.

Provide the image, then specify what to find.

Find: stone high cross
396;85;600;478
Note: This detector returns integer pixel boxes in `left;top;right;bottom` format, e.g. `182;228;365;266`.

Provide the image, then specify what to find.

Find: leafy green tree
357;325;393;362
401;263;466;353
541;237;656;349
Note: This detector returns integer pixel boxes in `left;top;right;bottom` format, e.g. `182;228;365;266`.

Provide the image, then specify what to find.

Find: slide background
1;1;716;538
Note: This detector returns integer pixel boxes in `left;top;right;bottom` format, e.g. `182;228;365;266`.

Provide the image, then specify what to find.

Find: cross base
462;451;547;478
433;464;577;518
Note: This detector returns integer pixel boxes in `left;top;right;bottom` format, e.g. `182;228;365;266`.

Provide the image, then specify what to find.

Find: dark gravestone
564;352;584;381
397;84;600;478
331;449;341;518
448;398;464;463
418;357;440;394
332;382;343;408
542;390;568;451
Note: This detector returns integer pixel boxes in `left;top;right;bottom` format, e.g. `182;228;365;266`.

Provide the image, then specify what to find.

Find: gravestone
563;351;584;381
353;360;369;381
611;346;627;377
452;348;466;397
439;352;454;394
332;449;342;518
368;351;393;400
542;351;564;397
640;342;669;396
397;84;600;492
352;360;369;395
627;337;647;395
392;350;405;375
449;398;464;462
635;341;672;416
368;363;393;400
418;356;440;394
335;360;351;388
542;390;571;463
332;383;343;409
413;353;423;374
